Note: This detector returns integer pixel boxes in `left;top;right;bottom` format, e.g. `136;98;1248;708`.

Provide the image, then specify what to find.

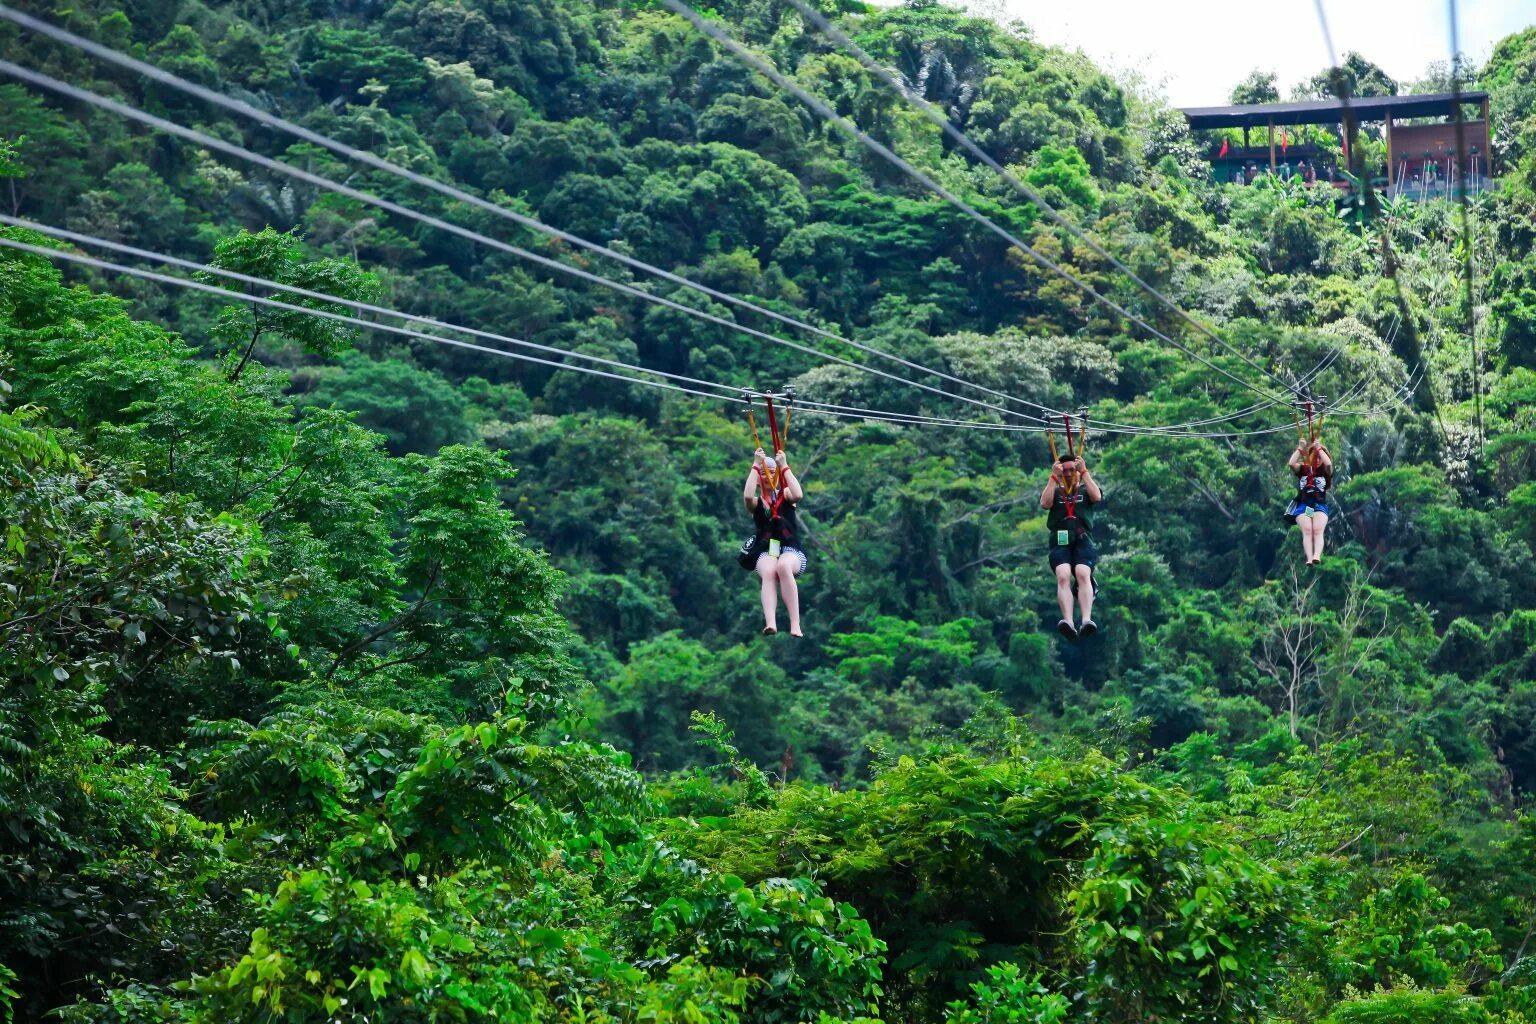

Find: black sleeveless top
1046;483;1096;539
753;497;800;547
1295;467;1331;504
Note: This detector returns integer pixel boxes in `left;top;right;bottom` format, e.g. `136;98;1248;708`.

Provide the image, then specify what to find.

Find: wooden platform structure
1179;92;1493;191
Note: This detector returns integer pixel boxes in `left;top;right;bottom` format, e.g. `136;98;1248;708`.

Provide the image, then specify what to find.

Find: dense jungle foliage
5;0;1536;1019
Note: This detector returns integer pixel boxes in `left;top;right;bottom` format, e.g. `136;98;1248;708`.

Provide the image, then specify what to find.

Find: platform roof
1180;91;1489;130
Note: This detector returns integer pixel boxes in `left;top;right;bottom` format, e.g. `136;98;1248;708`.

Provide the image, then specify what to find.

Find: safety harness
744;387;796;532
1048;410;1090;522
1294;398;1327;501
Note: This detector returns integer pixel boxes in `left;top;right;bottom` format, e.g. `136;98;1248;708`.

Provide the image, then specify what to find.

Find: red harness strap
1303;400;1319;491
1059;414;1081;519
1051;472;1079;520
763;462;789;515
745;392;794;550
770;484;789;519
764;396;782;455
762;395;793;521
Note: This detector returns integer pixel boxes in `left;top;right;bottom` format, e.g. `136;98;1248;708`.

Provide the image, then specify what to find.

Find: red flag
1281;129;1289;154
1218;137;1230;158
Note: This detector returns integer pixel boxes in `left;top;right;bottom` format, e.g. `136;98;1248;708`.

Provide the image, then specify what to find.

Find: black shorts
1049;537;1097;570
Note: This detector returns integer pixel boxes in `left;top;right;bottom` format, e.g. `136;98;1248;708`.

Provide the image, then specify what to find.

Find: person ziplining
1285;399;1334;566
1041;413;1103;641
738;390;806;637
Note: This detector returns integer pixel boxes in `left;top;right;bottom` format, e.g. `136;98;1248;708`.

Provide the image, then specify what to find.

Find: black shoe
1078;620;1098;639
1056;619;1079;641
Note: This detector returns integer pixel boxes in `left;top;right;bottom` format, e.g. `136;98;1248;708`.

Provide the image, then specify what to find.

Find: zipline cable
781;0;1387;435
1136;340;1353;433
0;57;1064;430
0;11;1399;437
0;3;1070;427
1337;363;1423;416
1151;348;1343;432
779;0;1306;401
1;9;1364;438
1312;0;1447;443
0;214;740;399
1118;311;1406;432
0;232;1049;432
1446;0;1485;449
768;1;1370;435
9;215;1300;437
658;0;1296;412
2;230;1335;439
0;55;1317;441
0;232;1050;432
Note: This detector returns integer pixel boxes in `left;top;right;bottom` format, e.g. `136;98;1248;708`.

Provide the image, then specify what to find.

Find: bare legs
1299;511;1329;564
776;556;802;637
1055;563;1075;622
1054;562;1096;638
1075;564;1095;625
756;555;778;634
756;553;802;636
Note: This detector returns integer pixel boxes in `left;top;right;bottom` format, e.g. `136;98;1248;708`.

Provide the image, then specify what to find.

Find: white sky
972;0;1536;106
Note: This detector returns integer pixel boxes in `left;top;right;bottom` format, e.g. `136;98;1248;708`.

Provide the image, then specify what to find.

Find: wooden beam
1268;116;1276;173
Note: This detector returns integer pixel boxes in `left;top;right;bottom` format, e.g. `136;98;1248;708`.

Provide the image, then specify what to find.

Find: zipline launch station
1180;91;1493;197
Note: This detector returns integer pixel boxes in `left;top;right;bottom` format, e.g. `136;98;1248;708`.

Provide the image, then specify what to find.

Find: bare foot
762;625;777;636
789;628;803;637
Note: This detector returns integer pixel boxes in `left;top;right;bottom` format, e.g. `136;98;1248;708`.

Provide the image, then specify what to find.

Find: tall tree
1231;69;1281;105
1306;51;1399;99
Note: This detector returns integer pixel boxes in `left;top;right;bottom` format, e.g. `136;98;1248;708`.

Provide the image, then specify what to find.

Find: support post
1483;97;1493;176
1268;116;1276;173
1384;110;1393;186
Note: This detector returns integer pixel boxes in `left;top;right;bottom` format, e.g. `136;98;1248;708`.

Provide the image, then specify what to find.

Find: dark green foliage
201;228;379;381
1230;70;1280;105
297;26;428;102
0;246;879;1023
669;746;1286;1021
1305;51;1400;100
4;2;1536;1022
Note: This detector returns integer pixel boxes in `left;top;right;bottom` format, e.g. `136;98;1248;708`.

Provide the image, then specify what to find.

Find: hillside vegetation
5;0;1536;1020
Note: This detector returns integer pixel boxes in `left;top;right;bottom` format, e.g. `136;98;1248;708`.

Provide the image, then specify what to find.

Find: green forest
5;0;1536;1018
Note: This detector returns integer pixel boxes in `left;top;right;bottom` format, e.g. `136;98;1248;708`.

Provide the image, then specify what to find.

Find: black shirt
753;497;801;547
1046;482;1096;538
1295;467;1331;503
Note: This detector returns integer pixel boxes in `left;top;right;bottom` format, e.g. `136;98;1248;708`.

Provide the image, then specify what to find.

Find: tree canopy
4;1;1536;1022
